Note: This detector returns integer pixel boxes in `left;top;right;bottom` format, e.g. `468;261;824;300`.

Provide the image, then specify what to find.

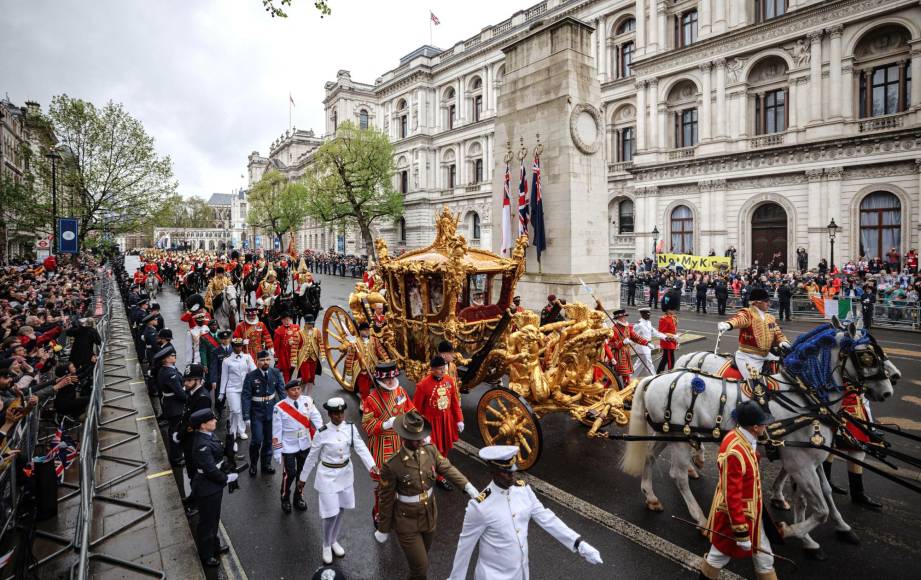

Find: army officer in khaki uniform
374;410;478;580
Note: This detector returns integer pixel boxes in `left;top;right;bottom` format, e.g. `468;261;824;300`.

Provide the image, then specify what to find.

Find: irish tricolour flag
811;295;852;320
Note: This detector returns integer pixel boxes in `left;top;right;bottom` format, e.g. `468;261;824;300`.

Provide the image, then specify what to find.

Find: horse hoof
836;529;860;545
687;468;700;480
771;498;791;511
804;547;828;561
646;500;664;512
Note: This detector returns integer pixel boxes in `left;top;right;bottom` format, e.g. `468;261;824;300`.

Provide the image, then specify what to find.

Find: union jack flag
46;425;79;482
517;159;529;237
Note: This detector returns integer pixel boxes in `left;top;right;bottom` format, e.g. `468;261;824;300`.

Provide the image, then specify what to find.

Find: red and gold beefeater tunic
296;327;324;384
233;319;273;362
363;384;416;523
606;323;649;378
706;428;764;559
273;322;304;384
725;307;787;357
412;373;463;456
344;336;388;400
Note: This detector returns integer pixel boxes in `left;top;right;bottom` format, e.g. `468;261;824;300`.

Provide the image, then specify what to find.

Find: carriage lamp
827;218;839;270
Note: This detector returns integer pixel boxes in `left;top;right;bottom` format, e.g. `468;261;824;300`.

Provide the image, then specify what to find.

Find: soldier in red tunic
657;306;679;372
273;310;304;384
823;384;883;510
298;315;324;396
412;355;464;490
607;309;649;387
233;305;274;363
701;401;778;580
361;361;416;526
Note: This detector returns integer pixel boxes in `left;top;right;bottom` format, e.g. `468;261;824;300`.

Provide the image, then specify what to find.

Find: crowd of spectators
303;250;369;278
0;256;102;448
611;248;921;327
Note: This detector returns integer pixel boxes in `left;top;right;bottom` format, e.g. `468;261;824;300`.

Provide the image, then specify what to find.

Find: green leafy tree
247;170;310;249
47;94;177;243
149;194;216;229
302;121;401;258
0;176;51;261
262;0;330;18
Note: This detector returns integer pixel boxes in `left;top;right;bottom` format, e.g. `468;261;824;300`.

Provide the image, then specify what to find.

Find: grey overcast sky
1;0;525;197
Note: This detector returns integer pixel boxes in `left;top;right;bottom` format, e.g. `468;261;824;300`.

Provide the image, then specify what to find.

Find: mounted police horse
144;274;160;300
212;283;239;331
620;318;899;555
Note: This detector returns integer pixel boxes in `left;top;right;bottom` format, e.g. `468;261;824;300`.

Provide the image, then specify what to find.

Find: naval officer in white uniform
447;445;603;580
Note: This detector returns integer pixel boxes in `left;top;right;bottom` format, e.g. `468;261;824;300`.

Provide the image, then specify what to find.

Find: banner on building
656;253;731;271
58;218;79;254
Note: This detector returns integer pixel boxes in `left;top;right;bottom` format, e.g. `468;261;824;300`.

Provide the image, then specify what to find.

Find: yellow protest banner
656;253;732;272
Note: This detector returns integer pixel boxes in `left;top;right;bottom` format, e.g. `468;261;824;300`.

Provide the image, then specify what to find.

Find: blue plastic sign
58;218;79;254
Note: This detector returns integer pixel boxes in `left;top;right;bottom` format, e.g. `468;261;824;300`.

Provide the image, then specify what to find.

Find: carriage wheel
476;387;542;471
322;305;358;392
575;362;626;429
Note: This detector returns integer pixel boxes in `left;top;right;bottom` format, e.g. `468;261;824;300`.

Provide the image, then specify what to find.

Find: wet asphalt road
128;257;921;579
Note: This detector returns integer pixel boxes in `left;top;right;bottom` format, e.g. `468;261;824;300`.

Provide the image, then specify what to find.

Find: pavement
127;256;921;580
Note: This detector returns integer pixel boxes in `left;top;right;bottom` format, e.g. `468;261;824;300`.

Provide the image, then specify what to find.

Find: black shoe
202;557;220;567
263;465;276;475
281;497;292;513
294;495;307;511
436;477;454;491
185;506;199;518
216;543;230;555
249;464;257;477
822;462;847;495
849;471;883;511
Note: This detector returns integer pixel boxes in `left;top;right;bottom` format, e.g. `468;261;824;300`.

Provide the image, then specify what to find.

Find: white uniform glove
245;420;251;427
737;540;752;551
463;482;478;499
227;473;239;483
624;339;632;345
457;421;465;433
717;322;731;333
273;452;282;464
423;435;432;444
779;341;791;350
374;531;389;544
171;432;180;443
382;417;396;430
577;541;603;565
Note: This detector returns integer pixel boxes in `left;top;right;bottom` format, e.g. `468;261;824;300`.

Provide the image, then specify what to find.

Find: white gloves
779;341;791;350
457;421;465;433
374;531;389;544
737;540;752;551
624;339;632;345
245;420;251;427
171;432;180;443
717;322;731;332
382;417;396;430
577;541;603;565
463;482;478;499
227;473;239;483
423;435;432;444
273;453;282;464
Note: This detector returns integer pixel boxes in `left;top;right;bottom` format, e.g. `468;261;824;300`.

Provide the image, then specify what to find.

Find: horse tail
621;377;652;477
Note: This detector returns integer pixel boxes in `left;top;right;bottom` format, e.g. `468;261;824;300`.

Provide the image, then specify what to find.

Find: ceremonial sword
670;515;799;571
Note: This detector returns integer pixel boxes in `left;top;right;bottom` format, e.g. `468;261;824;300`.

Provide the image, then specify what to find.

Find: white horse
621;318;898;555
145;274;159;300
213;284;238;331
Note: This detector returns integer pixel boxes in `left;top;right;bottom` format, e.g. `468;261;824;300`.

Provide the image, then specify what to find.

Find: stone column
911;43;921;107
700;62;712;141
806;169;825;267
788;78;799;129
636;0;659;54
599;18;608;81
657;102;668;150
715;59;727;138
649;80;660;149
809;30;823;122
700;0;711;37
828;25;843;119
483;65;491;114
636;80;647;151
841;61;854;120
714;0;726;34
738;90;748;138
730;0;746;28
657;1;668;52
457;77;466;123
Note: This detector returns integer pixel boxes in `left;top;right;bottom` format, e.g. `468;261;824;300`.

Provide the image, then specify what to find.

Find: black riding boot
823;461;848;495
849;471;882;510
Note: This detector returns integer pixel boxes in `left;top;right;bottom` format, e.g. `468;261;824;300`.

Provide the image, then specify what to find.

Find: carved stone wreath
569;103;602;155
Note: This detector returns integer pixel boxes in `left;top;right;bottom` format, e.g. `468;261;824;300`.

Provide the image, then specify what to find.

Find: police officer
209;330;233;396
141;313;160;366
149;329;176;419
242;350;285;476
189;408;236;567
448;445;603;579
626;274;637;306
647;275;661;309
156;348;187;483
148;302;165;331
777;280;793;322
180;363;213;511
714;277;729;315
375;411;478;580
861;283;876;329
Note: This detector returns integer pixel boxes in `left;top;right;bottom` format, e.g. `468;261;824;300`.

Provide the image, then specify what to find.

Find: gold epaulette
515;479;526;487
475;488;492;503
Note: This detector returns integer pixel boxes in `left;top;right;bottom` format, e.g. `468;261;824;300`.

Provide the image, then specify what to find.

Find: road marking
136;415;157;421
454;440;745;579
219;521;248;580
146;469;173;480
911;380;921;388
129;380;146;385
882;347;921;359
902;395;921;407
875;416;921;432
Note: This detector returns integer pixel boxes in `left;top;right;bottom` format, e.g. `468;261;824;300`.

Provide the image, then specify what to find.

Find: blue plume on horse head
781;323;870;400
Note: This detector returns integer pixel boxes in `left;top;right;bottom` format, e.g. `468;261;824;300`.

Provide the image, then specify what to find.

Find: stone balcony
749;132;786;148
857;112;907;133
607;161;635;174
667;147;696;160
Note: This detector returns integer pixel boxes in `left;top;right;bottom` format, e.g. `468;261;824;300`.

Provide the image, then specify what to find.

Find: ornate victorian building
261;0;920;267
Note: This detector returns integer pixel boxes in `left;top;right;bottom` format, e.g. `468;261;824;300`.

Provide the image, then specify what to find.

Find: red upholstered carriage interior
457;304;502;322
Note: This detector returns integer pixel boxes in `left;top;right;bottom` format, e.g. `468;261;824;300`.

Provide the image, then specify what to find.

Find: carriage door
750;202;787;270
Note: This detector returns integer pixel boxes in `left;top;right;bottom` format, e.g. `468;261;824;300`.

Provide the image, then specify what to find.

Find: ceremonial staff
671;515;798;571
579;278;655;376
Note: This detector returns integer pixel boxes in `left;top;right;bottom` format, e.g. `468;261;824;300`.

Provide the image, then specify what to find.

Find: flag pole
429;11;433;45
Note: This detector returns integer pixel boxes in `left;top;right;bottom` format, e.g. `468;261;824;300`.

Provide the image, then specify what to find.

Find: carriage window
468;273;488;305
406;276;423;318
427;273;445;314
489;275;503;306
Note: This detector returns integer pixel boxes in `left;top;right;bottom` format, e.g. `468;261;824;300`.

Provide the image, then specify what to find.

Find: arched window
620;42;635;78
748;56;789;135
618;199;634;234
469;77;483;123
470;212;481;241
611;104;637;162
474;158;483;183
667;80;698;148
359;109;369;130
755;0;786;23
859;192;901;260
613;17;636;79
444;87;457;129
398;217;407;243
397;99;408;138
616;18;635;34
670;205;693;254
855;25;912;119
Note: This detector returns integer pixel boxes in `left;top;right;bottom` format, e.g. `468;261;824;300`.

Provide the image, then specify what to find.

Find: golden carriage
321;209;634;469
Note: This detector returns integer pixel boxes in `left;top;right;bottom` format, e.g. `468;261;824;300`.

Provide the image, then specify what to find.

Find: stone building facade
255;0;920;267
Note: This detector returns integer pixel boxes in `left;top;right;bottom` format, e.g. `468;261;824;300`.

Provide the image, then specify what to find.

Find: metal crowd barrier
622;286;920;330
0;397;44;542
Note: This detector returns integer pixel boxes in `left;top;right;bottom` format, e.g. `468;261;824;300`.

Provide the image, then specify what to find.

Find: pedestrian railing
622;286;920;330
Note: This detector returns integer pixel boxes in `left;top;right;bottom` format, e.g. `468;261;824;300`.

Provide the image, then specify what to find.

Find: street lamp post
827;218;839;272
651;225;660;269
46;148;62;254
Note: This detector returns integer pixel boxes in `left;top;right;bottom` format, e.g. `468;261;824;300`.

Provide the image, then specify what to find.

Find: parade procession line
453;440;746;580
